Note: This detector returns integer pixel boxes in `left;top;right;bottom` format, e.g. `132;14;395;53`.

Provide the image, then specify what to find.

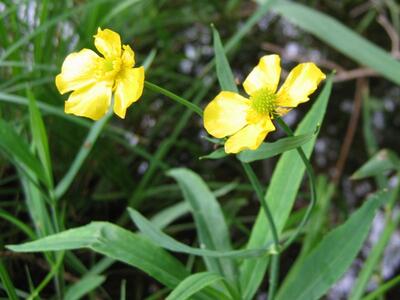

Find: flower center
96;57;122;80
250;88;277;117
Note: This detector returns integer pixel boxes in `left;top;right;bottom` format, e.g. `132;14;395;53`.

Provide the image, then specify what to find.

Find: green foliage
1;0;399;298
276;190;389;300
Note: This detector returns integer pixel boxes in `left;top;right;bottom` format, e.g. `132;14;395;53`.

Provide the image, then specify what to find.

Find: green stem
275;117;317;250
241;161;280;300
54;108;112;199
144;81;203;117
362;274;400;300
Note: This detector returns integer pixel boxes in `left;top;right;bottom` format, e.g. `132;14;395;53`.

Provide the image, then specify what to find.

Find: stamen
250;88;277;117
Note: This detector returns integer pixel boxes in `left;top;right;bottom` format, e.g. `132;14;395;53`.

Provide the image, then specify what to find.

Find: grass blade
269;0;400;85
237;132;316;163
275;190;389;300
54;110;112;199
166;272;223;300
27;88;54;189
128;208;272;258
167;168;237;283
351;149;400;180
212;25;238;93
7;222;188;288
0;119;48;188
64;275;105;300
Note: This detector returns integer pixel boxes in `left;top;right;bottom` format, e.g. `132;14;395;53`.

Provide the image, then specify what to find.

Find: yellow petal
225;117;275;153
55;49;101;94
276;63;325;108
113;66;145;118
94;28;121;59
203;91;250;139
243;55;281;96
64;81;112;120
121;45;135;68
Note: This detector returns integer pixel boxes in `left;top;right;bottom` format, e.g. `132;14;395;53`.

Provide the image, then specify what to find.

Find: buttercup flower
204;54;325;153
56;28;144;120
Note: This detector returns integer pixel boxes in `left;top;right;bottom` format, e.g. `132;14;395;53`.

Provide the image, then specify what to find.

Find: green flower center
250;88;277;116
96;58;122;81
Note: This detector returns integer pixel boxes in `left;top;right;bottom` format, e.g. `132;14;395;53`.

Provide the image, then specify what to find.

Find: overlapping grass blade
129;208;272;258
7;222;188;288
0;119;49;188
167;168;237;283
275;190;389;300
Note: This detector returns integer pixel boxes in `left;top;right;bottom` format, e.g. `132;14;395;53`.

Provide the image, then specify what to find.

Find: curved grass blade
167;168;238;283
7;222;188;288
128;208;272;259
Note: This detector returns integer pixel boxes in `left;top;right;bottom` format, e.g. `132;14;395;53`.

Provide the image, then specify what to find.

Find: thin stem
54;108;112;199
275;117;317;250
241;161;280;300
144;81;203;117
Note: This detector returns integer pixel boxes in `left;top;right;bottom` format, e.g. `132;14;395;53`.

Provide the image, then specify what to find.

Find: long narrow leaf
0;119;48;187
167;168;237;283
237;132;316;162
27;89;53;189
269;0;400;85
212;26;238;93
65;275;105;300
128;208;272;258
276;190;389;300
166;272;223;300
7;222;189;288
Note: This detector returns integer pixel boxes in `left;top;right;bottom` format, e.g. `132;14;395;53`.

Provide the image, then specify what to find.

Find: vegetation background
0;0;399;299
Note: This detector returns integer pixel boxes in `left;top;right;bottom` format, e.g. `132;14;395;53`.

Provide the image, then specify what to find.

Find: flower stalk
144;81;203;117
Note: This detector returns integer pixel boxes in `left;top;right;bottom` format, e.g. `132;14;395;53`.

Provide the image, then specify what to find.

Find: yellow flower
204;54;326;154
56;28;144;120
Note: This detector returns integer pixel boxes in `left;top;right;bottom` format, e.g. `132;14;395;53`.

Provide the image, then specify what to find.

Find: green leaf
27;88;53;189
166;272;224;300
54;110;112;199
237;132;316;163
199;148;227;160
239;76;333;300
7;222;189;288
167;168;237;283
269;0;400;85
65;275;105;300
275;190;389;300
351;149;400;180
128;208;272;258
0;259;18;300
212;25;238;93
0;119;48;187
